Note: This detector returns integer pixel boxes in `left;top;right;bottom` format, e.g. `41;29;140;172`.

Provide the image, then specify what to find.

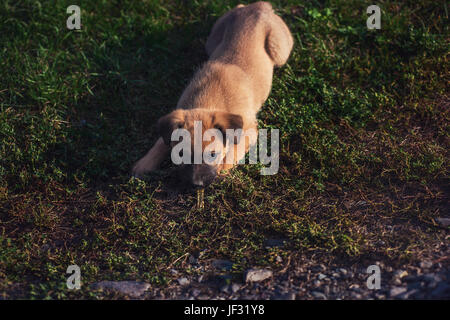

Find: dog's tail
265;11;294;67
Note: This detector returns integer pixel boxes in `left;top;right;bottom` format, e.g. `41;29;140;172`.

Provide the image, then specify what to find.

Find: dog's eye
210;151;221;158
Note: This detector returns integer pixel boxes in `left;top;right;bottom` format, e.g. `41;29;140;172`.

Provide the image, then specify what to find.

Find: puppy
132;1;293;187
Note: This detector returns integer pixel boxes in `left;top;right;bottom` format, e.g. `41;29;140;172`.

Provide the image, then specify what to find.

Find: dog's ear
157;110;185;145
213;112;243;144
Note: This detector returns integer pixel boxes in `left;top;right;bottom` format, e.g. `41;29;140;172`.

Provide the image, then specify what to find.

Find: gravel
90;281;150;298
96;256;449;300
244;269;273;283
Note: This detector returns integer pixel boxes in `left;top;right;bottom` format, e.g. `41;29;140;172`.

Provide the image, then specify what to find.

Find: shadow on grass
44;21;212;196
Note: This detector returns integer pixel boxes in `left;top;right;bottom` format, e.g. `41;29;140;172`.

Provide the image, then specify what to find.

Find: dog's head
157;109;243;187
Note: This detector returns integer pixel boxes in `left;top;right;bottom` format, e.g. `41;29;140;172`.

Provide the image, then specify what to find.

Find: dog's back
206;2;293;69
178;2;293;119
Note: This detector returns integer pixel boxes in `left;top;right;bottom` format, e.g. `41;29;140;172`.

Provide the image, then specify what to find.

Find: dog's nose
192;178;204;187
191;164;216;188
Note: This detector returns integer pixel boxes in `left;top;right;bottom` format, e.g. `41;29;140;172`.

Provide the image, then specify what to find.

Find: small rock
276;256;283;263
323;285;330;295
389;287;407;298
350;292;362;299
375;293;386;300
177;277;190;286
244;269;273;283
419;261;433;269
355;200;368;207
312;264;326;272
191;289;201;297
349;284;360;290
311;291;327;300
393;270;408;279
338;268;348;276
231;283;241;293
90;281;150;298
318;273;327;280
170;269;178;276
436;217;450;227
220;284;230;294
274;292;296;300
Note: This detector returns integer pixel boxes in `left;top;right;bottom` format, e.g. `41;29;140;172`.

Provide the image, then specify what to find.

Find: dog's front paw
131;161;150;179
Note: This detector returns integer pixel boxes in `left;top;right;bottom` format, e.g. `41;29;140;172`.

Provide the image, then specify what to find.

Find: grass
0;0;448;299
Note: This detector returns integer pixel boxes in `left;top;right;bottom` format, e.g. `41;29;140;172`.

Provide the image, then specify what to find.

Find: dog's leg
132;137;170;178
205;4;245;56
221;128;258;172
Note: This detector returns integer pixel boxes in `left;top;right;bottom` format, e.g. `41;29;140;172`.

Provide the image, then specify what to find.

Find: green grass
0;0;448;299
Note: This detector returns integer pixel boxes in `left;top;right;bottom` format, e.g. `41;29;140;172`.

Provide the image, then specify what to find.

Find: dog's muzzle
177;164;217;187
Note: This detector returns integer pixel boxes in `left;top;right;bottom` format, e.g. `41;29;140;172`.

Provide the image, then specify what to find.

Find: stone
177;277;190;286
244;269;273;282
90;281;150;298
350;292;362;299
419;261;433;269
191;288;201;297
389;287;407;298
274;292;295;300
311;291;327;300
220;284;230;294
338;268;348;276
318;273;327;280
393;270;408;279
375;293;386;300
231;283;241;293
349;284;360;290
436;217;450;227
312;264;326;272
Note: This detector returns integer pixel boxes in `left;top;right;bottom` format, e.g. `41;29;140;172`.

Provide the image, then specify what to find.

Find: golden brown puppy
132;1;293;186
